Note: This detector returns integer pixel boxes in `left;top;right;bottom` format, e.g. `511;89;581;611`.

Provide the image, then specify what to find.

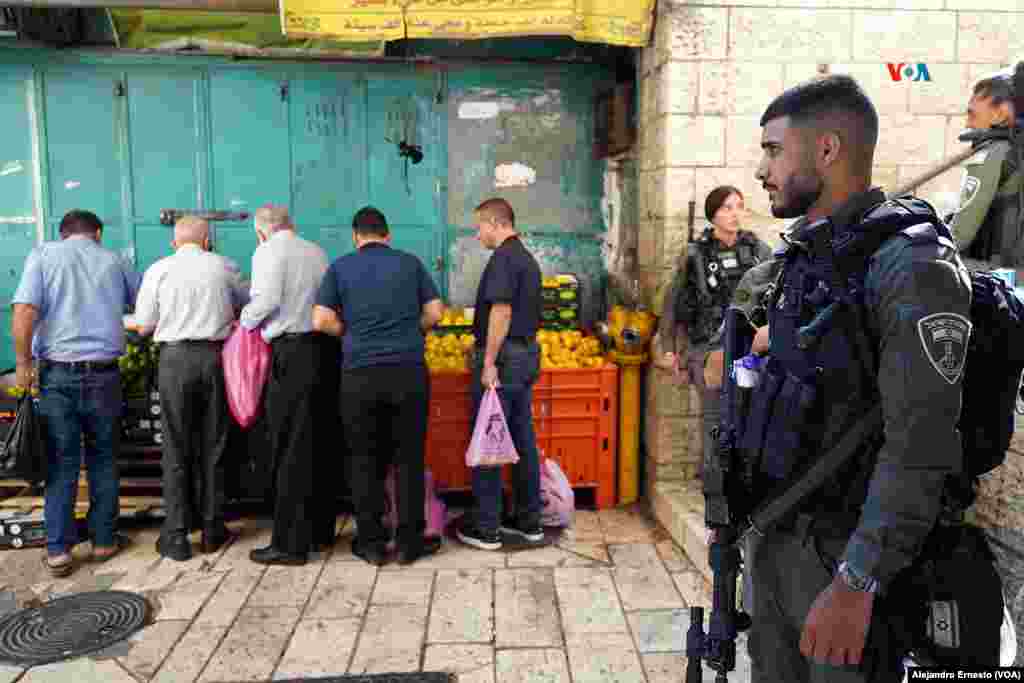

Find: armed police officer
948;68;1021;275
659;186;771;478
735;75;971;682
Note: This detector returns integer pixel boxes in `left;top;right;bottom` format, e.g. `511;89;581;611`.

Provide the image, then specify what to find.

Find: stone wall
636;0;1024;660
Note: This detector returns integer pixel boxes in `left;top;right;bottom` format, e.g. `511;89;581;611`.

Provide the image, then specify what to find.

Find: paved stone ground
0;504;751;682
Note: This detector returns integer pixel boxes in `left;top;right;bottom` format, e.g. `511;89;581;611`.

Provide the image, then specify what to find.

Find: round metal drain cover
0;590;150;667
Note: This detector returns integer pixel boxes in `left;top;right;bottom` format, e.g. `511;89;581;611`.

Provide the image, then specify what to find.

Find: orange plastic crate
424;364;618;509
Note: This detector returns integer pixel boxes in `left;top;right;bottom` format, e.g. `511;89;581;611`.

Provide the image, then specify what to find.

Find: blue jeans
37;364;122;555
470;341;542;533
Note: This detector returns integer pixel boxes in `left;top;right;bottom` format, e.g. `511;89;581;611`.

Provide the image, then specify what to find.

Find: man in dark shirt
313;207;444;566
457;198;545;551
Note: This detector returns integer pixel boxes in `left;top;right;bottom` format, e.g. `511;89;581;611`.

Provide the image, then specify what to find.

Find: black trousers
312;335;344;546
341;364;429;550
158;341;229;536
265;333;323;554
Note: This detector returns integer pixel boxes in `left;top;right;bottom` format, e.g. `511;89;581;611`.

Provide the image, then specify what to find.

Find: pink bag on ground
383;467;448;539
465;387;519;467
222;323;271;429
540;457;574;528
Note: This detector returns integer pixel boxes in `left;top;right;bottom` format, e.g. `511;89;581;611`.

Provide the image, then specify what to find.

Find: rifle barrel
887;145;980;199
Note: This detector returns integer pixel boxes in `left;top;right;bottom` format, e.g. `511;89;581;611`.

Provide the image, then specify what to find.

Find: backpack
831;197;1024;481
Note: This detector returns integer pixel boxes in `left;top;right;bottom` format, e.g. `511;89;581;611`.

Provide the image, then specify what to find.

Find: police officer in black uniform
659;186;772;477
743;75;971;682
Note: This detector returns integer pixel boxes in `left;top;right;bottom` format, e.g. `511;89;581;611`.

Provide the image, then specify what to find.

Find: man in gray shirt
241;206;330;566
134;216;248;562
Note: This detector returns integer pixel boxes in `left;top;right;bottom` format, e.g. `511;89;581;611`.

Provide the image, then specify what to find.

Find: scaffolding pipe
3;0;277;12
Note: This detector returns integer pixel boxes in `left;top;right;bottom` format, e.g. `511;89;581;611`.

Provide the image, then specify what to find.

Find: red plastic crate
424;364;618;509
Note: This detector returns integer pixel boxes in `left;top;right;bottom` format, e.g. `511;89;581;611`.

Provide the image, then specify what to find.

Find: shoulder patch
917;312;972;385
958;175;981;213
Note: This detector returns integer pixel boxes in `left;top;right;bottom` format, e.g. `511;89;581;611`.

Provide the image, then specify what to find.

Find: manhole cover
0;590;150;667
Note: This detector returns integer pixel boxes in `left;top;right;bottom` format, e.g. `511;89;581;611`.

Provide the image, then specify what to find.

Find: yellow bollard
609;350;648;505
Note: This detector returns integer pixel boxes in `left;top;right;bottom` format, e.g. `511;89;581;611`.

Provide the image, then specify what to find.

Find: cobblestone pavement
0;504;750;682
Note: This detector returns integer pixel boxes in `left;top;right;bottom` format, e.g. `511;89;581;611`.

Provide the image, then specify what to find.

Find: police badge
917;313;972;385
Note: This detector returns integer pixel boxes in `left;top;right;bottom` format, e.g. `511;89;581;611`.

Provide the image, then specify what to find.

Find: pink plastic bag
221;323;271;429
465;387;519;467
540;458;574;528
383;467;448;540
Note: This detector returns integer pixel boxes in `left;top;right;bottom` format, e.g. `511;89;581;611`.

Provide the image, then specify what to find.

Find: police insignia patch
958;175;981;212
917;313;972;385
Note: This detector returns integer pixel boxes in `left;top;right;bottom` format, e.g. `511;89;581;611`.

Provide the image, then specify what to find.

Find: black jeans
341;364;429;551
312;335;344;546
158;342;229;537
265;334;323;554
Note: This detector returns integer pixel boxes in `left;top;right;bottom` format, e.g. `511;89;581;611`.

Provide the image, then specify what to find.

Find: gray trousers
158;342;229;537
749;529;904;683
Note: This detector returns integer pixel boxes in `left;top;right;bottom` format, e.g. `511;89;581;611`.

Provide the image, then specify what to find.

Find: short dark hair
705;186;743;223
59;209;103;237
760;74;879;175
973;74;1014;108
352;206;389;237
475;198;515;227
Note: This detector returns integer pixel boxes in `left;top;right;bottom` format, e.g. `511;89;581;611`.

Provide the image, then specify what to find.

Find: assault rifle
686;305;886;681
686;306;755;683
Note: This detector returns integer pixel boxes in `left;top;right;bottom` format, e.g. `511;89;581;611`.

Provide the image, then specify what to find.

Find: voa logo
887;63;932;82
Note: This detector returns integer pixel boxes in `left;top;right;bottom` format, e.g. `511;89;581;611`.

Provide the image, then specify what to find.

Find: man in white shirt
241;206;331;566
134;216;248;562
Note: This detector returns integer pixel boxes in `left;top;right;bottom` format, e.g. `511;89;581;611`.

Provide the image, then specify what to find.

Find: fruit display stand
425;363;619;509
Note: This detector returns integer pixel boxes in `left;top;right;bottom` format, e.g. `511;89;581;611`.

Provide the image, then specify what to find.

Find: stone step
650;479;714;601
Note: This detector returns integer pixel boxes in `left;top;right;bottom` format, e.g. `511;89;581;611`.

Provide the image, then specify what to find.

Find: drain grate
0;590;150;667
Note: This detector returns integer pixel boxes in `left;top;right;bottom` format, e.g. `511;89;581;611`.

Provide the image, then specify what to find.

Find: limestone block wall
636;0;1024;658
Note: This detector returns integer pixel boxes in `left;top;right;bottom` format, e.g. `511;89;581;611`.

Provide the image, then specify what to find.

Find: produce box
541;274;581;331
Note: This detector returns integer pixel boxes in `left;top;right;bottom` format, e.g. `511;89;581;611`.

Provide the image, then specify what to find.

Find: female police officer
658;185;772;478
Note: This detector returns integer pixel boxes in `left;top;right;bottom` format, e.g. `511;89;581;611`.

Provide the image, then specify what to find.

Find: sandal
91;533;131;563
43;553;74;578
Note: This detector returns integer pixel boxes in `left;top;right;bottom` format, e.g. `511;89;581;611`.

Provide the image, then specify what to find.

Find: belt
271;332;316;344
41;359;119;372
161;339;224;348
475;337;533;351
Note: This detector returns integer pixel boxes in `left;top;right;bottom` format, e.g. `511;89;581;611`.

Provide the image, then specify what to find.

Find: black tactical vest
685;228;763;345
740;197;947;514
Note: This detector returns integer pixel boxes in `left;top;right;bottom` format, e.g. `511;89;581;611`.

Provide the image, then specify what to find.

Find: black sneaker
500;520;544;544
456;521;502;551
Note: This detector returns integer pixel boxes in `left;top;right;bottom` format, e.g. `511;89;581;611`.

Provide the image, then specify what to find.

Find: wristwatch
836;561;879;594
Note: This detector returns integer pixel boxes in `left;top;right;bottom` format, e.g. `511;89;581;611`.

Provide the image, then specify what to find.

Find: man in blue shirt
313;206;444;566
12;210;140;577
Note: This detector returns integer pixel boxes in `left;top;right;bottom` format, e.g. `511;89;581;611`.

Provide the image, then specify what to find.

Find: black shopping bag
0;396;47;486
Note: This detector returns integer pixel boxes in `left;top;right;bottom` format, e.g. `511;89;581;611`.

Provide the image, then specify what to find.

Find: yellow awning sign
280;0;655;47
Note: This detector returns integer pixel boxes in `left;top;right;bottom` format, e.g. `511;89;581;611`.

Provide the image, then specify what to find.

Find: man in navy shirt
456;198;545;551
313;207;444;566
